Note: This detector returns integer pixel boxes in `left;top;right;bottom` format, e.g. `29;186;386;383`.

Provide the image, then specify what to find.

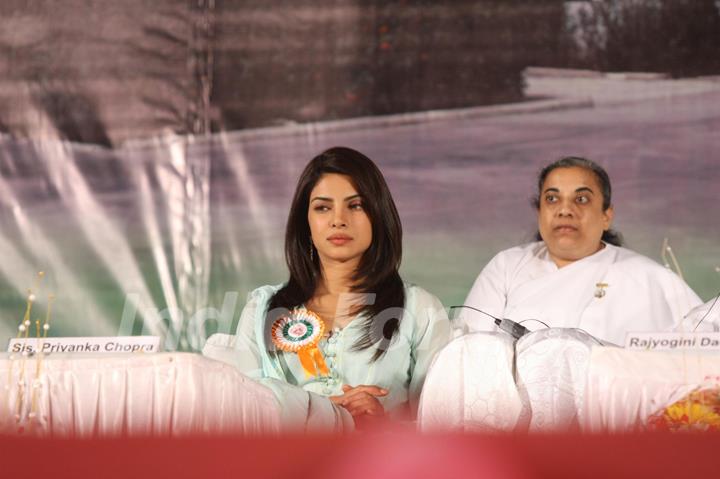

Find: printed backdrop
1;1;719;349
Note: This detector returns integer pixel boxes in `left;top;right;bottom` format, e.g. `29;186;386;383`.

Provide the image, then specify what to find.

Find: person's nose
331;207;347;228
557;198;575;217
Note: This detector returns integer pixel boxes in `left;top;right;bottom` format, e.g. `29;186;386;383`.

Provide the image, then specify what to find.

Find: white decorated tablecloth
419;329;720;432
0;352;280;437
417;333;524;432
514;329;599;431
419;329;606;432
583;347;720;432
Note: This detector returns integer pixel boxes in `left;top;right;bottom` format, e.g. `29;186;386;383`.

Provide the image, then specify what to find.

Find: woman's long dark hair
532;156;623;246
268;146;405;361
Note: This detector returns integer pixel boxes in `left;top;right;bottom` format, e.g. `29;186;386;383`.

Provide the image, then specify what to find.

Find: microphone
494;317;530;340
450;305;531;340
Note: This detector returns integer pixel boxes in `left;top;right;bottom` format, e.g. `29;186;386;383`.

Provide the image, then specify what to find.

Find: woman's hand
330;384;388;428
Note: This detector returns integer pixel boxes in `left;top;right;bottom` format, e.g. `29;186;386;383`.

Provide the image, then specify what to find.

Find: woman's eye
349;202;363;210
545;195;557;203
314;205;330;212
576;195;589;204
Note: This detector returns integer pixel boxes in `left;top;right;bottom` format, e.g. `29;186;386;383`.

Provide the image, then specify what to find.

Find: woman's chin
319;253;363;265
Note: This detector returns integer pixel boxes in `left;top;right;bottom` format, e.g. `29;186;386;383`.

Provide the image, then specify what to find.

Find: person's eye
576;195;589;204
545;194;558;203
313;205;330;212
349;202;364;211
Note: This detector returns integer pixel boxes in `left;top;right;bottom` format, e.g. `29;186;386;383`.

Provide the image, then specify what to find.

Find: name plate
7;336;160;355
625;332;720;351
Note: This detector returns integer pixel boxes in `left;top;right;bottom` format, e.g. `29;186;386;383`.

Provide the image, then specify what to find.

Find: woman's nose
331;209;347;227
557;199;575;217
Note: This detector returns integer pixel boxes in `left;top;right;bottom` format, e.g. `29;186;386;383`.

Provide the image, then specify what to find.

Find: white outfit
457;241;704;345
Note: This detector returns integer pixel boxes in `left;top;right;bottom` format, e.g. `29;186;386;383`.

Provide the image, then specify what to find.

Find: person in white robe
456;158;707;345
420;156;712;433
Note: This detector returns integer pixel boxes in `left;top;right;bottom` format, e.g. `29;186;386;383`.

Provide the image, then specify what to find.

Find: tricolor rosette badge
271;308;329;378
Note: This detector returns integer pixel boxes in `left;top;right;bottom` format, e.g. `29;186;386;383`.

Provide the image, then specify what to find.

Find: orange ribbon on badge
271;308;330;378
297;344;330;378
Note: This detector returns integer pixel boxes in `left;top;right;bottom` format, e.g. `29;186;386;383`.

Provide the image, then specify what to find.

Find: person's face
308;173;372;267
538;166;614;268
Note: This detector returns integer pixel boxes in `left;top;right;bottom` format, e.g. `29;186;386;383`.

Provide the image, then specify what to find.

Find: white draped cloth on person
456;242;708;345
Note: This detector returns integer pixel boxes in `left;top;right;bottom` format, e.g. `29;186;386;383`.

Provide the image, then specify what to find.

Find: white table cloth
583;347;720;432
417;333;524;432
419;328;720;432
419;329;606;432
0;352;280;437
515;329;599;431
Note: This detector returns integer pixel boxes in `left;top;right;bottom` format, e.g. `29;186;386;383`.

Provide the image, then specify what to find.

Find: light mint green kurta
230;282;450;429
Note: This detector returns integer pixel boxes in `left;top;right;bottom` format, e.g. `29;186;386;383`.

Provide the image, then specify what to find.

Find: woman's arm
456;250;510;334
407;288;452;416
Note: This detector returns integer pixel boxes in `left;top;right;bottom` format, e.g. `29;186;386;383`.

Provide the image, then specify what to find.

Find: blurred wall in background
0;0;718;349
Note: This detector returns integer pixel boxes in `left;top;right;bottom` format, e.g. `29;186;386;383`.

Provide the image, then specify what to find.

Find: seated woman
207;146;449;432
456;156;705;345
419;157;710;433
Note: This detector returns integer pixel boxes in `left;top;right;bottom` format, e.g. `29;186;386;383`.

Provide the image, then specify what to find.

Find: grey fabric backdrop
0;1;718;349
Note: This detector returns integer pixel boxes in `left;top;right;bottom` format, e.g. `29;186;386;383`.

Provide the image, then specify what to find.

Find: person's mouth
328;234;352;245
553;224;578;233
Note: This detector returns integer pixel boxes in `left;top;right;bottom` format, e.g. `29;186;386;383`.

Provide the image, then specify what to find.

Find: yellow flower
664;400;720;426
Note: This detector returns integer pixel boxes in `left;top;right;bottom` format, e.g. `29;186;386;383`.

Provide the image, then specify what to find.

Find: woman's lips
328;234;352;245
553;225;578;234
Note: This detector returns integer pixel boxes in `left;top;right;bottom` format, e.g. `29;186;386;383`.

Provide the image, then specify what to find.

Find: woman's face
308;173;372;267
538;166;614;268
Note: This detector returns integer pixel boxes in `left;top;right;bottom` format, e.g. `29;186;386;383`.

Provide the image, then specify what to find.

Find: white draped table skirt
418;329;598;432
0;353;280;437
419;329;720;432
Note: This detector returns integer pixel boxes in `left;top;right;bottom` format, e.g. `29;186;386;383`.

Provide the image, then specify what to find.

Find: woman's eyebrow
542;186;595;194
310;196;332;203
344;194;361;202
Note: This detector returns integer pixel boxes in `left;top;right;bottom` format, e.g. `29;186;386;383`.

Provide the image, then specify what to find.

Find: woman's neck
317;258;360;296
548;241;607;269
308;260;364;328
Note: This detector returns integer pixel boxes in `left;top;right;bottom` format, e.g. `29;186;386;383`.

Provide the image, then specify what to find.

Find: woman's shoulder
479;241;545;275
402;283;446;313
245;283;285;306
609;245;687;281
611;245;668;271
403;282;437;300
249;283;284;294
400;283;450;340
236;284;285;337
488;241;544;263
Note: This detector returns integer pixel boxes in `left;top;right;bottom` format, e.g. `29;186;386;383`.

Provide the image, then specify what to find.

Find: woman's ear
603;205;615;230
